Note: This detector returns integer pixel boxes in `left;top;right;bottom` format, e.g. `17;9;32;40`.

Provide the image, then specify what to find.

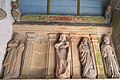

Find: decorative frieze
1;25;114;79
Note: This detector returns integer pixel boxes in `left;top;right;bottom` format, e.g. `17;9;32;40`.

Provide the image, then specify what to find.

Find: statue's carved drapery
79;37;97;78
101;34;120;78
3;33;25;79
55;34;71;79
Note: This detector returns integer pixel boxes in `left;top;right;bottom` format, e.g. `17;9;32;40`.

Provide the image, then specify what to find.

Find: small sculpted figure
11;0;21;21
101;35;120;78
79;37;96;78
105;5;112;24
3;33;24;79
55;34;71;79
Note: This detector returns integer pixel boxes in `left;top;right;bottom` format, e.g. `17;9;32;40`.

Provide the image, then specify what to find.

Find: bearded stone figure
79;37;96;78
101;35;120;78
3;33;24;79
55;34;71;79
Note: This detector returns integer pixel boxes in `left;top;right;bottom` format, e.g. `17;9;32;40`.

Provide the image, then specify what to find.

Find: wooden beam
47;0;50;14
77;0;80;15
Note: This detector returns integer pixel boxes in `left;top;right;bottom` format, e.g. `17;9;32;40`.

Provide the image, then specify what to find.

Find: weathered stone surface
30;67;47;79
112;33;120;48
31;54;47;67
47;34;56;79
33;43;48;54
71;34;81;78
12;24;112;79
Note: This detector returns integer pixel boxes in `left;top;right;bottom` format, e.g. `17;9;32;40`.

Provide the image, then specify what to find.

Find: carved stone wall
10;23;112;79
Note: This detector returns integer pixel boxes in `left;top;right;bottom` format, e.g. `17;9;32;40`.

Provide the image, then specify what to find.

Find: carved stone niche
29;35;49;79
77;35;97;79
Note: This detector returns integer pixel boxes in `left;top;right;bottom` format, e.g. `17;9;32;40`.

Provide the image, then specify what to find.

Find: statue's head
59;34;67;42
103;35;110;44
13;33;20;42
82;37;88;44
107;5;112;12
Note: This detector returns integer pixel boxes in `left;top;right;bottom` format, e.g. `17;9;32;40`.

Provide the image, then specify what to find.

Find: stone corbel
11;0;21;22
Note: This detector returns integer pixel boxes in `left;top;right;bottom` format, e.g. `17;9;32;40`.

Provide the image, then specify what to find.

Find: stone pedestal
70;34;81;78
20;32;36;78
47;34;56;78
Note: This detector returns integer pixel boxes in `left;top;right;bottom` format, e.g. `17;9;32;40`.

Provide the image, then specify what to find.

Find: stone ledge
20;15;105;24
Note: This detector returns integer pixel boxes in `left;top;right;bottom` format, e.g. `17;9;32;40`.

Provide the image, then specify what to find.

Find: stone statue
79;37;96;78
55;34;71;79
101;34;120;78
3;33;25;79
105;5;112;24
11;0;21;21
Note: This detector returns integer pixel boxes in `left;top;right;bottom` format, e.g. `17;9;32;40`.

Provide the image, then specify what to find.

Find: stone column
70;34;81;78
90;35;105;78
47;34;56;78
20;32;36;79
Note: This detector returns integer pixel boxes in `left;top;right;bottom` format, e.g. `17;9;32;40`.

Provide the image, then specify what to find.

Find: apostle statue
79;37;97;78
3;33;25;79
55;34;71;79
101;34;120;78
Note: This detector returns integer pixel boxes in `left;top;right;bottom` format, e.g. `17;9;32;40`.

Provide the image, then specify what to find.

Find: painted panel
19;0;47;14
50;0;77;15
80;0;105;16
19;0;105;16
